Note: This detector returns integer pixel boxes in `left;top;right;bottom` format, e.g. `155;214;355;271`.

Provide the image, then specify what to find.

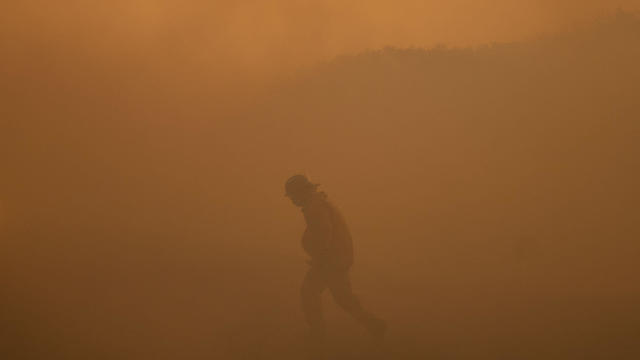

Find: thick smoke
2;2;640;360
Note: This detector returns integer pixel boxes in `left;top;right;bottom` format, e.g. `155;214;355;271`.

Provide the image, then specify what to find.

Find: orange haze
2;2;640;360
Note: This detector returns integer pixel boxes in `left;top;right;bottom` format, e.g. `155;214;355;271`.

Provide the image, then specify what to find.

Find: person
284;175;386;355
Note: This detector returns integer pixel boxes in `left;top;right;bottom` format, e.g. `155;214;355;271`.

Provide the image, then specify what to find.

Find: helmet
284;174;318;196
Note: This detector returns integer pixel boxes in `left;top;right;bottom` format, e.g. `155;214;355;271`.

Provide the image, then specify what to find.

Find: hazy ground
2;9;640;360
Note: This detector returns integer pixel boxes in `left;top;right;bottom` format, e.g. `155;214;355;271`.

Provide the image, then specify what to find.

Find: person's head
284;174;318;207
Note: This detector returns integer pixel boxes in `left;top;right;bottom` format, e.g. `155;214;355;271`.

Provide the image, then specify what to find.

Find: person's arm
304;204;333;264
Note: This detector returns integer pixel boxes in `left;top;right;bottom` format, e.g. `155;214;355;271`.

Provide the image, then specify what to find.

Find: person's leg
301;266;328;339
327;270;387;341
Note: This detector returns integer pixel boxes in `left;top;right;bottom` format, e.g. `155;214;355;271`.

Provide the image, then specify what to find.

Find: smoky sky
3;0;640;73
2;2;640;359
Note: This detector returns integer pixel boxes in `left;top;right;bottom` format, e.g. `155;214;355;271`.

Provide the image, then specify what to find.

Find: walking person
284;175;386;358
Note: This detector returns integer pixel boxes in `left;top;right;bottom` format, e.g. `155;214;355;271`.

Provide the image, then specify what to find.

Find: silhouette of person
285;175;386;355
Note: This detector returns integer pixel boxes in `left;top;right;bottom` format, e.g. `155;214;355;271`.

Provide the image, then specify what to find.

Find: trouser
300;265;378;338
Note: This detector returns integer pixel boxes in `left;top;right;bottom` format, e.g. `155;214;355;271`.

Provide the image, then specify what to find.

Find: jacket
301;191;354;270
